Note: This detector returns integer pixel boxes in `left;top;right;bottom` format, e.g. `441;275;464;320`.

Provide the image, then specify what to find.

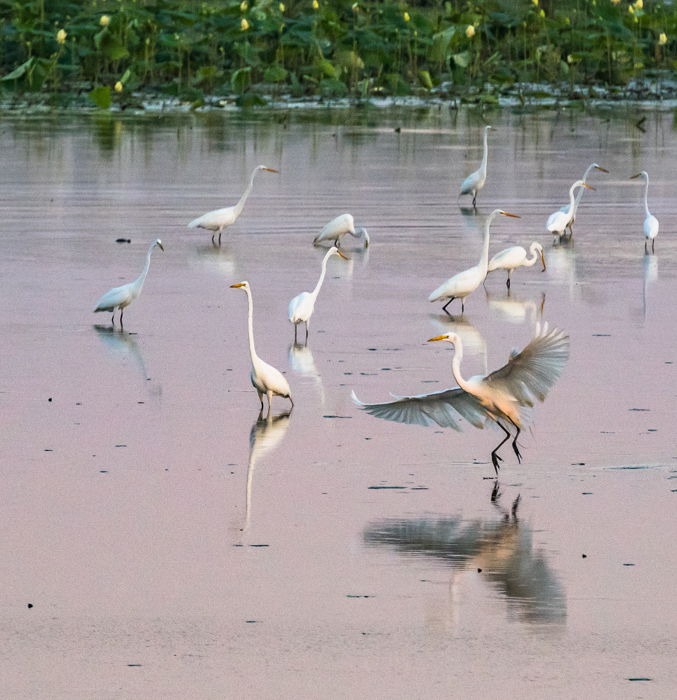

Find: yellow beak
427;335;448;342
230;283;245;288
264;168;279;173
500;211;521;218
337;249;350;260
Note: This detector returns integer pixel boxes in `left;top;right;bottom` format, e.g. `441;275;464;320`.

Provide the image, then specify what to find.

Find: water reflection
642;251;658;322
429;313;487;374
242;410;291;533
546;243;579;301
485;289;545;325
363;493;566;625
190;244;237;279
288;342;326;405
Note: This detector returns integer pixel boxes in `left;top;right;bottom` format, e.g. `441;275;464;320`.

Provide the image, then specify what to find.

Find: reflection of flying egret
546;180;594;238
313;213;370;248
188;165;278;245
243;410;291;532
459;125;492;208
288;246;348;342
352;323;569;473
487;241;546;289
630;171;659;252
230;281;294;413
429;209;520;314
93;239;164;328
559;163;608;233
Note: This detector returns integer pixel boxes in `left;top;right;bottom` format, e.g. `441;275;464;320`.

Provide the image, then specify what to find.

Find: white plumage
487;241;546;288
631;170;659;252
546;180;594;237
459;125;492;207
312;213;370;248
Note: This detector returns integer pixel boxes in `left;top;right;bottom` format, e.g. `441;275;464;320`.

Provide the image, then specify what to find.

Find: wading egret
546;180;594;238
230;281;293;412
429;209;520;314
560;163;608;232
188;165;278;244
352;323;569;473
487;242;546;289
459;125;492;208
313;213;370;248
630;171;659;252
93;239;164;327
288;246;349;342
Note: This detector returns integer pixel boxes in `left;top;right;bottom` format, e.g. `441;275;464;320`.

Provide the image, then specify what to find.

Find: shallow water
1;106;677;698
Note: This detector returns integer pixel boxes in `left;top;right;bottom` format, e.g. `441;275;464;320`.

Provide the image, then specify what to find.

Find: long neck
244;286;258;364
643;175;650;216
233;168;258;218
479;128;489;176
525;245;539;267
574;167;594;209
450;341;472;393
478;211;495;274
311;251;332;299
568;183;578;211
132;244;154;293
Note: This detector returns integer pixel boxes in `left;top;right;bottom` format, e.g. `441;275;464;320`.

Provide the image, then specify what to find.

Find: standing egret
352;323;569;473
93;239;164;328
561;163;608;233
546;180;594;238
230;281;293;413
313;213;370;248
630;171;659;252
429;209;520;314
459;125;492;208
188;165;278;245
487;242;546;289
288;246;349;342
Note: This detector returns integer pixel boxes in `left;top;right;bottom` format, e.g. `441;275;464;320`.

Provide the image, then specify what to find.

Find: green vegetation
0;0;675;108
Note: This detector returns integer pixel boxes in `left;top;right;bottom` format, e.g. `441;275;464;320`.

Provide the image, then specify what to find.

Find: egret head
154;239;165;252
593;163;609;173
427;332;459;347
329;246;350;260
573;179;595;191
630;171;648;180
532;241;546;271
258;165;279;174
498;210;521;219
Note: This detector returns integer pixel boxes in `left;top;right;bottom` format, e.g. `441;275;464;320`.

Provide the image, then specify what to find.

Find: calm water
1;106;676;698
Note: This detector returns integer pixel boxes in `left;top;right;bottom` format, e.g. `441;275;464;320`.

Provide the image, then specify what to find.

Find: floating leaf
88;86;112;109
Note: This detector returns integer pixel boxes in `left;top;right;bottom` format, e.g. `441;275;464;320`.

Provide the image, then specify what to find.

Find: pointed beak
594;165;609;173
230;283;245;288
427;335;448;342
337;249;350;261
500;212;521;218
540;251;547;271
157;242;165;252
583;183;596;190
264;168;279;173
630;173;642;179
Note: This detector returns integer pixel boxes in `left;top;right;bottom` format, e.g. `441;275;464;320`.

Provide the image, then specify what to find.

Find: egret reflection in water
363;493;566;625
242;410;291;533
642;251;658;322
429;313;488;375
485;289;546;325
288;342;326;405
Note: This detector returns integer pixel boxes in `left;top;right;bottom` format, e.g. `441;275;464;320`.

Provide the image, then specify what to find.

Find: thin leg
490;480;501;502
508;418;522;462
472;192;477;208
111;311;116;326
256;390;264;411
211;232;216;245
266;391;273;417
491;420;512;474
511;494;521;519
119;307;124;329
442;297;456;314
288;394;294;409
461;298;465;314
218;230;222;245
293;323;298;343
304;323;309;342
652;238;655;253
506;271;511;289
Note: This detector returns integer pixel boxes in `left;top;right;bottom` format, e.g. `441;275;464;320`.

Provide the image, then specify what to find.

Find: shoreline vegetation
0;0;675;111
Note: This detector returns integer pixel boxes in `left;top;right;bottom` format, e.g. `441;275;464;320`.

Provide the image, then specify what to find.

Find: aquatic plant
0;1;674;106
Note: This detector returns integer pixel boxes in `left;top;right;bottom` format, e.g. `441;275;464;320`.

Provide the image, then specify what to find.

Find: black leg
491;420;512;474
472;193;477;208
304;323;309;342
508;418;522;462
120;307;124;329
652;238;655;253
293;324;298;343
461;298;465;314
506;273;511;289
442;297;455;314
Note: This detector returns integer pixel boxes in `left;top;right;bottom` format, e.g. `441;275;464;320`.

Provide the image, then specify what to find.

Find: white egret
93;239;164;327
352;323;569;473
487;242;546;289
630;171;659;252
459;125;492;208
559;163;608;232
288;246;349;342
188;165;278;244
429;209;520;314
546;180;594;238
313;213;370;248
230;281;293;412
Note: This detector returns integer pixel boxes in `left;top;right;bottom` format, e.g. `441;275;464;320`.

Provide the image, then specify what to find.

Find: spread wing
483;323;569;406
351;387;489;431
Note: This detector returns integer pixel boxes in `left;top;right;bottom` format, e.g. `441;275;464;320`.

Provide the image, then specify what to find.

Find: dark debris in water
116;238;132;243
623;563;636;567
627;677;652;682
368;485;406;490
628;408;650;412
346;594;373;598
322;414;352;419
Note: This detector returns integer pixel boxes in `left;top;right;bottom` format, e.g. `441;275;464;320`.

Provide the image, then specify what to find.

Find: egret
288;246;349;342
230;281;293;412
93;239;164;327
429;209;520;314
459;125;492;208
546;180;595;238
352;323;569;473
313;213;370;248
560;163;608;233
188;165;278;245
487;242;546;289
630;171;659;252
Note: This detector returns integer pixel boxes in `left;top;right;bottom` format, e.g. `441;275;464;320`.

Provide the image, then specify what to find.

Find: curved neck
450;341;472;393
311;251;333;299
642;176;650;216
234;168;258;218
132;244;154;292
244;286;259;363
479;128;490;175
526;245;540;267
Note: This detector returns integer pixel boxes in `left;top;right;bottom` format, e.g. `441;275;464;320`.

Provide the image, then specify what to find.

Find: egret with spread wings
352;324;569;473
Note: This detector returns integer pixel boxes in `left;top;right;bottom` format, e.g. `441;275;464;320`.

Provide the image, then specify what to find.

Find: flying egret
630;171;659;252
546;180;595;238
352;323;569;473
459;125;492;208
560;163;608;233
93;239;164;327
288;246;349;342
429;209;520;314
188;165;278;245
313;213;370;249
487;242;546;289
230;281;293;413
